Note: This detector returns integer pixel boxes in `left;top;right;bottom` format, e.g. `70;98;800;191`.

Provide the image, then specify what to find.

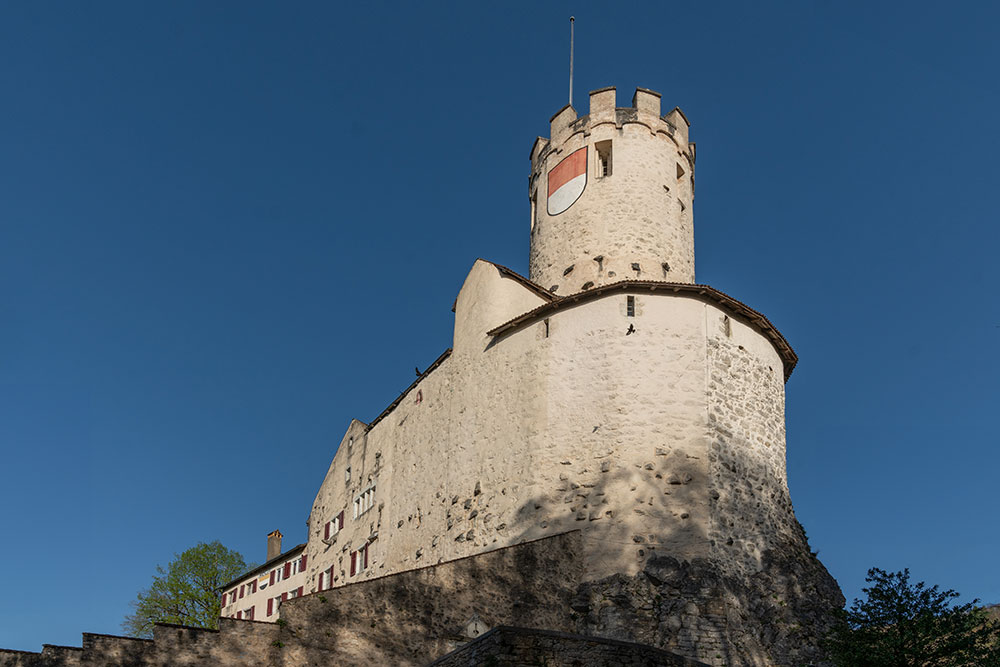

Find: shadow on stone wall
497;464;843;667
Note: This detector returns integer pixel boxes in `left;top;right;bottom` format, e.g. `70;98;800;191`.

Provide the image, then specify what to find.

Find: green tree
827;568;1000;666
123;541;254;638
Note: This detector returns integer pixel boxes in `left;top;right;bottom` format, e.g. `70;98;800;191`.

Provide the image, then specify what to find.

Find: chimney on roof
267;530;283;562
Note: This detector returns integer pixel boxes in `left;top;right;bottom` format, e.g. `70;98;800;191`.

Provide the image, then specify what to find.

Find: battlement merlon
533;86;694;175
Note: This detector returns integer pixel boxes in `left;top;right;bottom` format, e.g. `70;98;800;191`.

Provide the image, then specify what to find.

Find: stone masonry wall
529;87;696;294
303;262;827;599
2;531;841;667
428;626;709;667
1;532;582;667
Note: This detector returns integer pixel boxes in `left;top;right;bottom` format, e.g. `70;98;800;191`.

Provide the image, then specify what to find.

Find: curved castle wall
305;267;798;591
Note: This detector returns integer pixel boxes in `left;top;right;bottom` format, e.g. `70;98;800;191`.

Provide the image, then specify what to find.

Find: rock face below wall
0;531;842;667
429;626;709;667
572;529;845;666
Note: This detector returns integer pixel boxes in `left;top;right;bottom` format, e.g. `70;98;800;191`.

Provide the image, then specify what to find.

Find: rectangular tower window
626;296;635;317
345;466;351;483
595;140;612;178
530;195;537;233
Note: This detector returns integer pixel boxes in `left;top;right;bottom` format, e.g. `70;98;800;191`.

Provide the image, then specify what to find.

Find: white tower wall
528;87;696;294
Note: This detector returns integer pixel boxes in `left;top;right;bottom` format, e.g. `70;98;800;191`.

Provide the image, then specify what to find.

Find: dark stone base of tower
1;531;843;667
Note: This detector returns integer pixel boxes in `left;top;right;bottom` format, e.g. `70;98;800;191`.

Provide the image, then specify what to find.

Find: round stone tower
528;86;696;295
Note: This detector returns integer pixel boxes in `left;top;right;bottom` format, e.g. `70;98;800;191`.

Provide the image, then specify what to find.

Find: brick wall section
430;626;709;667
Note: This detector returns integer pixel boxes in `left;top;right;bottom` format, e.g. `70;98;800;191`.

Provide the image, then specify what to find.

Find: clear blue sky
2;1;998;652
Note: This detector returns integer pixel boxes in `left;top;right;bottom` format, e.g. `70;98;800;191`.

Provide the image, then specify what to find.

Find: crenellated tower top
528;86;696;294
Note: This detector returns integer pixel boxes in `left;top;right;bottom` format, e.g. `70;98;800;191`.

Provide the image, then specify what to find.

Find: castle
1;86;843;667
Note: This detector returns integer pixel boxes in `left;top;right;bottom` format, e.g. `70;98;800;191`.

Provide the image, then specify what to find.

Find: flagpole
568;17;575;107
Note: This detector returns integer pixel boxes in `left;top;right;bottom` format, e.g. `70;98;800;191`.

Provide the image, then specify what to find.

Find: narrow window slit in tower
678;198;686;212
676;162;686;179
543;318;550;338
530;195;537;234
723;316;731;338
593;255;604;271
627;296;635;317
595;140;612;178
661;262;670;276
563;264;575;276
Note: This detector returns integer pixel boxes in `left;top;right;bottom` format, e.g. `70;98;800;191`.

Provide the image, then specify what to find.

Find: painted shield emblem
547;147;587;215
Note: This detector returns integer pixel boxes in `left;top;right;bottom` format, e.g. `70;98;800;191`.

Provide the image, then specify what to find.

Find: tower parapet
529;87;696;295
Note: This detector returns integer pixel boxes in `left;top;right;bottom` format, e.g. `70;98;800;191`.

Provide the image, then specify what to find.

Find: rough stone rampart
4;531;841;667
428;626;709;666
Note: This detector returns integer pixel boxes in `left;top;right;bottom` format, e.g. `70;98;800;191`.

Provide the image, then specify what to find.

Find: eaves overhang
218;543;306;592
486;280;798;380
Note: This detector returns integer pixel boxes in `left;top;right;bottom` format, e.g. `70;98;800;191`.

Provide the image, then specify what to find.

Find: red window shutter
281;592;288;602
350;551;356;576
267;598;273;616
329;566;335;586
236;610;242;620
221;593;226;607
301;554;307;570
363;543;369;569
252;581;257;593
249;605;254;620
338;510;344;530
297;585;303;598
283;562;291;578
270;570;275;585
239;585;244;599
324;521;330;539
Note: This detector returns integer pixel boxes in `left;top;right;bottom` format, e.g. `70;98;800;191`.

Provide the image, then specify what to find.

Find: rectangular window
353;485;376;519
345;466;351;483
596;140;612;178
283;562;292;579
626;295;635;317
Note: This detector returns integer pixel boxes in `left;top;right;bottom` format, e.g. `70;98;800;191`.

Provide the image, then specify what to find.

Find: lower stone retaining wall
428;626;709;666
0;530;841;667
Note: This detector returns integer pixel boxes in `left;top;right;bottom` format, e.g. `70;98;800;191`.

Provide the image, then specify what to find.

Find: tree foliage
123;541;254;638
826;567;1000;666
